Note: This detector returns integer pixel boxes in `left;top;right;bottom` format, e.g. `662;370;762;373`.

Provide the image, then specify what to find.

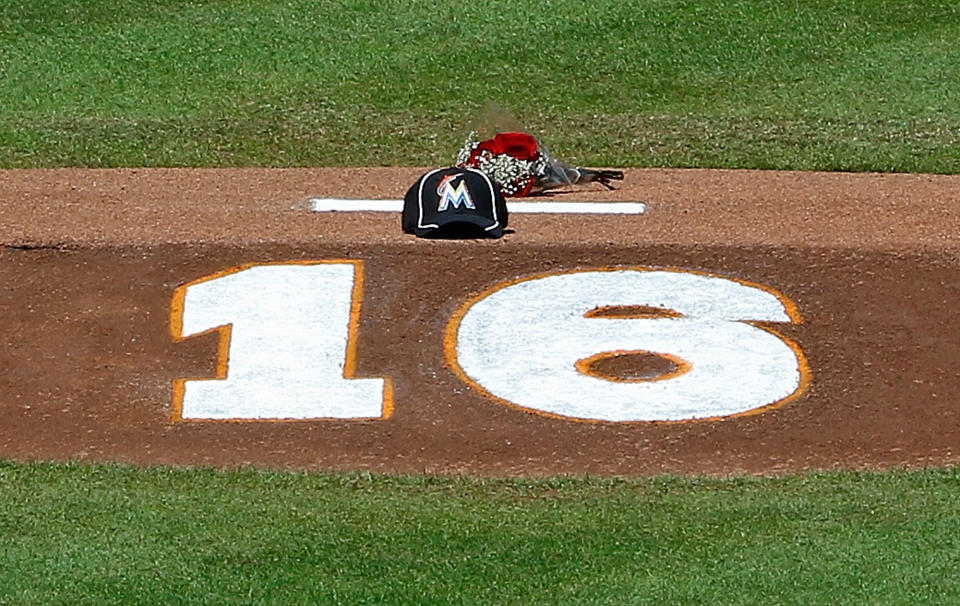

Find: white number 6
447;268;810;422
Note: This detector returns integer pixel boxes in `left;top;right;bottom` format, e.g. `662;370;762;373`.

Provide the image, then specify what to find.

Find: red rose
462;131;541;197
492;132;541;161
469;131;541;164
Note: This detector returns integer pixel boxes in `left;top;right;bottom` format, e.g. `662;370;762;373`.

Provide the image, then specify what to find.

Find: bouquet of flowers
456;130;624;197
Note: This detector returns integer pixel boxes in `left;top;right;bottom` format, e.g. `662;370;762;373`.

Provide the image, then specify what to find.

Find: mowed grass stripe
1;0;959;170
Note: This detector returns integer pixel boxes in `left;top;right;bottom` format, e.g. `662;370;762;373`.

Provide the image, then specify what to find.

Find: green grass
1;461;958;605
1;0;959;170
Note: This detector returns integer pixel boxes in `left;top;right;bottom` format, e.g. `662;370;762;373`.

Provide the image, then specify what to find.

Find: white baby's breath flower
456;131;480;166
456;131;548;196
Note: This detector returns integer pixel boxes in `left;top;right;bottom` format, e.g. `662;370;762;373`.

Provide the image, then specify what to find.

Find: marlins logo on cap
436;174;475;211
402;167;508;238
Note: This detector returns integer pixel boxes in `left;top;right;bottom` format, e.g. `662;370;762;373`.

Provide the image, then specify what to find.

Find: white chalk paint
172;262;805;424
176;263;387;420
453;269;804;422
309;198;646;214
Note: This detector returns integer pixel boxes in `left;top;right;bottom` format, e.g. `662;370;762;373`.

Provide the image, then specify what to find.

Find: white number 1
170;261;392;421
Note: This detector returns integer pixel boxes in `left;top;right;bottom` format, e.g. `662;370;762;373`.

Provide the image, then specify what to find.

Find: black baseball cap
402;167;508;238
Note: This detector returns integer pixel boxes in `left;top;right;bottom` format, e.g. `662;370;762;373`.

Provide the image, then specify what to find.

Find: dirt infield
2;167;958;476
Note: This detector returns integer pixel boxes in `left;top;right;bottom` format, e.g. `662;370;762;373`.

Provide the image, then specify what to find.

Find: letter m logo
436;175;475;212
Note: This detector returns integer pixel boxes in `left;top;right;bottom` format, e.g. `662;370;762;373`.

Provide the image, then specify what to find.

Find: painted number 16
171;261;809;423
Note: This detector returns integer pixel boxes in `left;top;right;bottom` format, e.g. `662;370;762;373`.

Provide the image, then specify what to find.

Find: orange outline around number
169;260;394;423
443;265;812;425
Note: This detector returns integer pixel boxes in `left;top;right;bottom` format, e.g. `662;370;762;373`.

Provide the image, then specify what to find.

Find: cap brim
418;213;504;238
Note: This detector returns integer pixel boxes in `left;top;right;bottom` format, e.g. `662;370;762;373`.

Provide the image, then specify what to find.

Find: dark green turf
1;462;959;605
1;0;959;170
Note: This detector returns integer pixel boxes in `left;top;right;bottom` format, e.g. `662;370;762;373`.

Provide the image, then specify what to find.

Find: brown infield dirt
1;167;958;477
